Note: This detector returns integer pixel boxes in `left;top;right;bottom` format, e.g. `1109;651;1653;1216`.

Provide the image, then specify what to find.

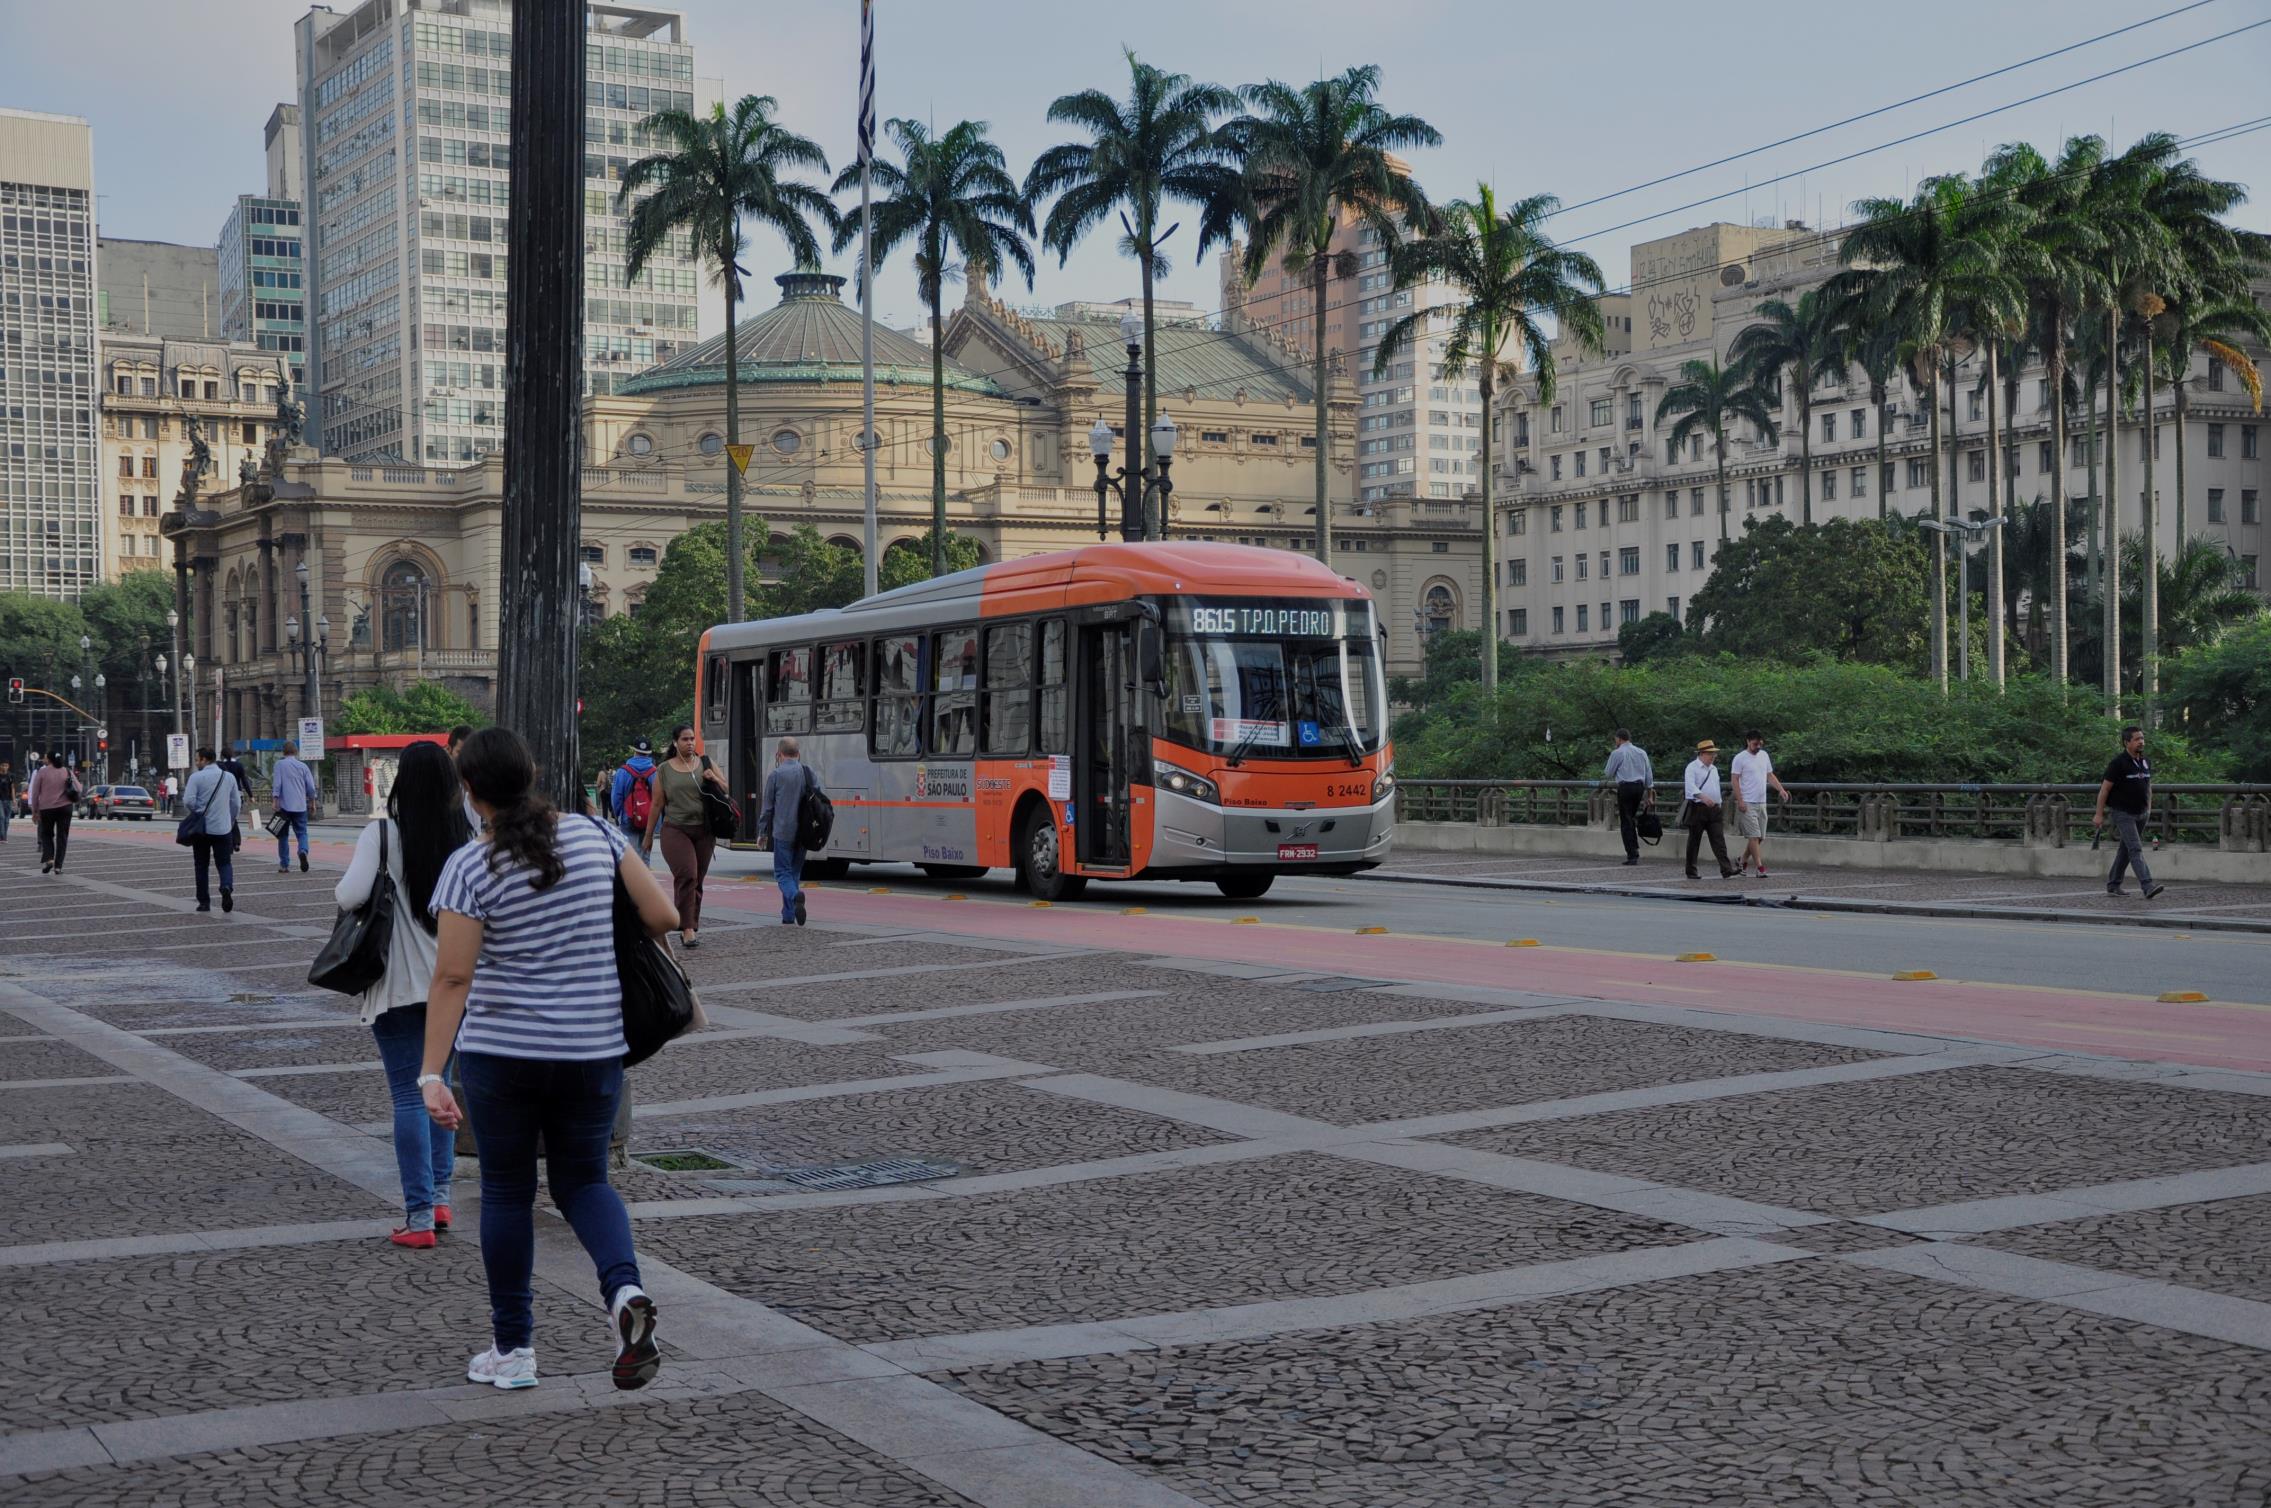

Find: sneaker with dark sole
299;853;310;872
2143;884;2166;900
221;890;233;913
610;1289;661;1390
794;893;807;926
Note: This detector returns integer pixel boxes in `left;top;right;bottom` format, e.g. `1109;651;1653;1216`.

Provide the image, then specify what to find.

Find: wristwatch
416;1073;446;1089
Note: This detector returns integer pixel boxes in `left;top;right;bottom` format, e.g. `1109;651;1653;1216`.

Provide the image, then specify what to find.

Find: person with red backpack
606;738;659;845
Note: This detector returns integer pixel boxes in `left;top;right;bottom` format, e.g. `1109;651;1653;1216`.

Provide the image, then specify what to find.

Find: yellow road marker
945;893;967;901
1121;906;1148;915
1029;900;1052;908
1233;916;1261;925
1506;938;1540;948
1675;952;1716;963
1356;925;1388;935
1892;970;1938;982
2157;990;2210;1003
867;887;891;894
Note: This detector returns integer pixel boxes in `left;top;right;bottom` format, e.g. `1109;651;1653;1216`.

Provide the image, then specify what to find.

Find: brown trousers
658;822;716;931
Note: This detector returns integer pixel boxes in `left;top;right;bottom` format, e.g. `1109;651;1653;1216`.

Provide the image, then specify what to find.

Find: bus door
733;656;765;843
1074;618;1139;870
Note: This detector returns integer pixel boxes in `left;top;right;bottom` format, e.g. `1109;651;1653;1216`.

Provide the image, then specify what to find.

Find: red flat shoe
390;1227;437;1249
434;1205;452;1231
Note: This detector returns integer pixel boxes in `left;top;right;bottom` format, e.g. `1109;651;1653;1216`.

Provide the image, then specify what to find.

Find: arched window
381;559;432;652
1423;582;1459;635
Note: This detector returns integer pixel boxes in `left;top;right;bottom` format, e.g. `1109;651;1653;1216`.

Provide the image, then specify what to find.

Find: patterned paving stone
0;1081;385;1243
944;1260;2271;1508
0;1037;117;1082
637;1152;1692;1343
718;956;1203;1024
625;1036;933;1104
249;1067;392;1126
163;1025;379;1073
1450;1066;2271;1218
1102;1014;1886;1126
3;1390;980;1505
0;1238;591;1430
1976;1194;2271;1305
71;995;352;1032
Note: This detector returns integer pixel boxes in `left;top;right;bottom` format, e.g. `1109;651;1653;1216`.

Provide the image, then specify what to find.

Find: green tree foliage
881;530;982;591
1616;612;1686;667
1392;656;2221;787
2164;613;2271;780
0;590;89;685
334;680;488;736
1682;516;1929;668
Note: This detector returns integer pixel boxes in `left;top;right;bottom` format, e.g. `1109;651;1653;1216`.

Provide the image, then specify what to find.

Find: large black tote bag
600;818;705;1065
308;823;397;995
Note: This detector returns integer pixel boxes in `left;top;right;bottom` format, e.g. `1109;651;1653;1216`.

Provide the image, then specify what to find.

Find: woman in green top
641;724;728;947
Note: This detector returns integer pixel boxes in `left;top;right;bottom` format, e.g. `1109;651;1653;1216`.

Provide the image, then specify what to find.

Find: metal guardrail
1395;779;2271;852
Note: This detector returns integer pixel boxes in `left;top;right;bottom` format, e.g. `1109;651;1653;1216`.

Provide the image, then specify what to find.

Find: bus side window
1036;618;1068;755
701;653;728;730
870;634;921;758
816;639;866;733
931;625;979;757
765;646;812;734
981;621;1032;755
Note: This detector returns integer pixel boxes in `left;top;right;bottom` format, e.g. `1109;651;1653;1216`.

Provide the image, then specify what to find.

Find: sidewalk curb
1356;868;2271;936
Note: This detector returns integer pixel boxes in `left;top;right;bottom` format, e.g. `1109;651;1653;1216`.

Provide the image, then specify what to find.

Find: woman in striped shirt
418;727;679;1392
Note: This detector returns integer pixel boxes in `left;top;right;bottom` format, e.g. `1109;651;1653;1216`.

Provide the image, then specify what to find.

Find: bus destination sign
1179;602;1340;638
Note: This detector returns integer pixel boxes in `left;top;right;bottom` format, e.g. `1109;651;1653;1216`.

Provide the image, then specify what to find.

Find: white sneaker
608;1286;661;1391
466;1345;539;1389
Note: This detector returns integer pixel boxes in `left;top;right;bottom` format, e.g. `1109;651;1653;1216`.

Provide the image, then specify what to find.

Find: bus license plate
1277;842;1319;862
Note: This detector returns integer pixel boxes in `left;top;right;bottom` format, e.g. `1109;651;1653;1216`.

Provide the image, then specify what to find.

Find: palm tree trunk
1311;259;1330;566
2103;306;2122;713
2046;329;2071;693
723;280;744;623
2139;327;2157;723
1946;352;1965;680
1714;438;1728;545
1985;339;2005;688
1141;246;1159;540
2084;379;2101;599
1927;363;1947;689
929;293;947;578
1797;390;1813;527
2173;382;2189;548
1478;366;1497;700
1873;380;1887;522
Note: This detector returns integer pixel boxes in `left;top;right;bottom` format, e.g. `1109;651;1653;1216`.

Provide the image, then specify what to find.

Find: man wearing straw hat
1681;739;1736;881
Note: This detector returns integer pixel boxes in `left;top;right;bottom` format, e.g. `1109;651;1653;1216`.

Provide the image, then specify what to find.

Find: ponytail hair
456;727;564;891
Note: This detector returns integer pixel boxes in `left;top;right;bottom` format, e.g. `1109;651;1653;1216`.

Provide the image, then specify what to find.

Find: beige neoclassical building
168;270;1481;742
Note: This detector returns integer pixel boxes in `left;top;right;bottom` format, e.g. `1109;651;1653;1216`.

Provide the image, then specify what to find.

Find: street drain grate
780;1157;960;1191
1291;977;1395;993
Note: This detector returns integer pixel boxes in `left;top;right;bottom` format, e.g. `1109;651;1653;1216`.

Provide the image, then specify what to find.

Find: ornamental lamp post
1917;515;2007;685
164;609;184;743
1088;311;1178;544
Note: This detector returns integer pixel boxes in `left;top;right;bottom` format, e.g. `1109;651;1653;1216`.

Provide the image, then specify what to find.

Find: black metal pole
499;0;586;808
1122;341;1143;541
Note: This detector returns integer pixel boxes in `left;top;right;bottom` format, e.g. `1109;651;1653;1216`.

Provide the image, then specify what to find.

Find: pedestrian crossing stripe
725;442;755;475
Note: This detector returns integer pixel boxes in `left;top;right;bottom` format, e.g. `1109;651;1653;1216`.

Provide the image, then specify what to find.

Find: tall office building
295;0;703;462
0;108;100;597
219;106;310;390
98;238;225;341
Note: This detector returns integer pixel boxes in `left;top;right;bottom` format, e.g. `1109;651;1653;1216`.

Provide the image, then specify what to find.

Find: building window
629;545;658;567
1822;412;1837;442
141;496;159;517
1432;540;1449;554
1664;491;1679;520
2243;489;2260;525
1550;506;1564;532
1691;489;1704;516
1551;555;1564;583
1509;558;1527;587
1620;599;1640;625
1589;398;1613;427
580;544;606;565
1573;450;1587;478
141;455;157;478
625;432;654;456
1692;540;1706;570
1550;405;1564;433
1576;604;1589;632
1882;461;1896;494
118;454;133;478
774;428;803;455
2208;361;2225;391
1617;495;1639;523
1551;605;1565;634
2038;441;2053;473
697;432;723;456
116;493;133;516
1509;509;1526;536
1668;596;1681;619
381;560;431;653
1666;543;1680;572
1575;554;1589;580
1851;466;1868;497
2207;423;2225;459
2241;555;2259;590
1618;546;1639;576
2245;425;2259;460
2208;488;2226;524
1821;470;1837;501
1851;408;1865;436
1907;458;1927;489
1550;455;1562;481
1968;390;1982;421
1575;502;1588;528
1967;450;1985;483
1510;608;1528;636
2036;379;2051;410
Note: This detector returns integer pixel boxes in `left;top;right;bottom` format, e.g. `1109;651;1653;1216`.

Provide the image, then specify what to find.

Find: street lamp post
1088;313;1178;543
164;609;184;744
1918;516;2008;684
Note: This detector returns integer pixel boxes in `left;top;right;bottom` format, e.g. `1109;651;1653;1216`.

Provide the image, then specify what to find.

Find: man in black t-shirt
2094;725;2162;900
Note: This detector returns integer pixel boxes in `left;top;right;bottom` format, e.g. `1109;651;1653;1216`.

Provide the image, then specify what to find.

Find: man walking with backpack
756;736;814;926
608;738;659;848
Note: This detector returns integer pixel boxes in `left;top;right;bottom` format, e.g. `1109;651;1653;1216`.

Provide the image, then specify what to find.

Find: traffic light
6;678;20;704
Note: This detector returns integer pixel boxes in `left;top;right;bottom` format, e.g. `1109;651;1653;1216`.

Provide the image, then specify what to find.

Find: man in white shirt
1682;740;1735;880
1728;729;1790;878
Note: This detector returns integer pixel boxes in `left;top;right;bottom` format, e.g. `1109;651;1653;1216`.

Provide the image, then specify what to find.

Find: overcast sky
4;0;2265;337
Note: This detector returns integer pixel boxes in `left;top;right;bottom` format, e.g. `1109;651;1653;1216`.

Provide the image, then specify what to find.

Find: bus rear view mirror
1138;622;1167;696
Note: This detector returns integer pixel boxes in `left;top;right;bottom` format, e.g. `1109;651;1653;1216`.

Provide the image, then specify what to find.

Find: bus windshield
1161;597;1384;761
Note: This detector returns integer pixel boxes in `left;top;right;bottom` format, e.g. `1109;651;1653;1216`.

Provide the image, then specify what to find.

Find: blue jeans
276;807;308;868
191;835;235;907
0;798;10;840
371;1005;455;1229
774;842;804;921
459;1051;641;1352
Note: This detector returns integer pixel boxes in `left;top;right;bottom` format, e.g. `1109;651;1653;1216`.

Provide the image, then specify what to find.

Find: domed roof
619;271;1005;397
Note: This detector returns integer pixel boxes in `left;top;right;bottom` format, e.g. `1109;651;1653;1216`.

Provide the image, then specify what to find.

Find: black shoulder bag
309;823;398;995
595;817;705;1065
696;754;740;841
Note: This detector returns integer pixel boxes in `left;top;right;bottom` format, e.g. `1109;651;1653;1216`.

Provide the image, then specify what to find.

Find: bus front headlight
1155;760;1220;804
1373;765;1396;802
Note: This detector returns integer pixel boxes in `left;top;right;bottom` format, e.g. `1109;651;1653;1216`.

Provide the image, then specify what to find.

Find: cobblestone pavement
6;832;2271;1506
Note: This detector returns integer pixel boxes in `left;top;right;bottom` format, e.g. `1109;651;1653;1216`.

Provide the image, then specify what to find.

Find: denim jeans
0;797;11;840
276;807;309;869
774;842;804;921
2108;810;2155;892
191;835;235;907
371;1005;455;1229
459;1051;641;1352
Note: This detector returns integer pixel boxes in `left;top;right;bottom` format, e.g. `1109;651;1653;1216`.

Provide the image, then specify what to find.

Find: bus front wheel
1016;807;1087;902
1214;874;1275;900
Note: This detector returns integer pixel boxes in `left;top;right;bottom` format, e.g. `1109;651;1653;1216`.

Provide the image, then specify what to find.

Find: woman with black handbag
418;727;679;1393
333;740;473;1249
640;724;732;949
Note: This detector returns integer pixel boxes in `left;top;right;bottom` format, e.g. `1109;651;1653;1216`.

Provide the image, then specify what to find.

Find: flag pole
858;0;879;598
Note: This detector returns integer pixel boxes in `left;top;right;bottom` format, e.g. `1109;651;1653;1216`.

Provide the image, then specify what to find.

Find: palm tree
1952;170;2037;688
1231;65;1439;566
1833;174;2013;690
620;96;833;624
832;119;1035;577
1728;289;1845;526
1374;185;1604;697
1834;317;1904;523
1026;53;1240;536
1655;359;1778;548
2159;295;2271;547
